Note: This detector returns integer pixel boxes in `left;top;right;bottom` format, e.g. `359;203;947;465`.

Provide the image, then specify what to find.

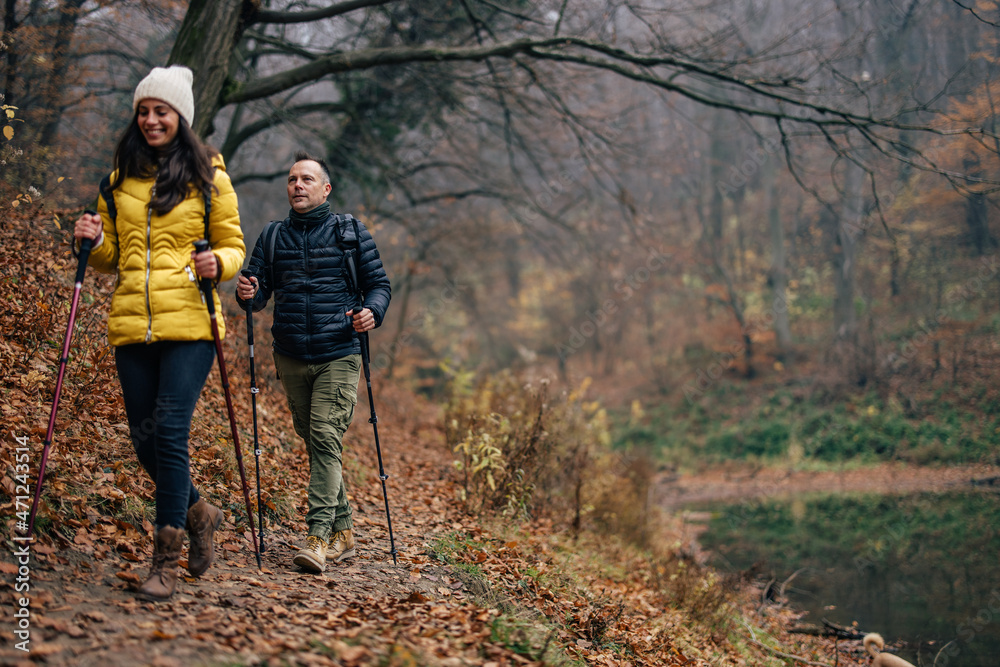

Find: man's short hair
293;150;331;185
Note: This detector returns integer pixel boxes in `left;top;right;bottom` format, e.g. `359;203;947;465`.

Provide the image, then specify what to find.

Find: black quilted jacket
237;213;391;363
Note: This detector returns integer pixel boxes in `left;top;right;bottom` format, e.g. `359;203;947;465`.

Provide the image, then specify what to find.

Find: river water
694;489;1000;666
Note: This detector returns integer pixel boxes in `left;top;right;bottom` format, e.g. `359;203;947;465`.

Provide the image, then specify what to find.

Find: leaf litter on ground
0;212;871;666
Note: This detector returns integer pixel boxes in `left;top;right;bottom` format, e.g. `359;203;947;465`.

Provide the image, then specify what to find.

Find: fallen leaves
0;215;851;667
329;640;370;664
116;571;141;585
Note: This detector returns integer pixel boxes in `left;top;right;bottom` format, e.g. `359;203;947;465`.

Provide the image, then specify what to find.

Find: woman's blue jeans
115;340;215;529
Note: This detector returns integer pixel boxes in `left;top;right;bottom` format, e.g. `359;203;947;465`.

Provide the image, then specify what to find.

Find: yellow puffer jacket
88;155;245;346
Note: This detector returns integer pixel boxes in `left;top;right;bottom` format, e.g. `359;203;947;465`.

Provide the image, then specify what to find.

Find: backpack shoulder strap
76;175;116;259
339;214;366;301
346;214;362;256
330;213;362;254
263;219;282;288
98;175;117;223
202;167;217;244
202;191;211;244
331;213;345;246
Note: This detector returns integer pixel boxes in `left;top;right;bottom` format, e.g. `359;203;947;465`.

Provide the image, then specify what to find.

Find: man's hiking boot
137;525;184;602
328;529;356;563
293;535;327;573
186;498;223;577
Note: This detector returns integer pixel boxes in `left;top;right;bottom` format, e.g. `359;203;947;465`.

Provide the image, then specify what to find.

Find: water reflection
695;490;1000;666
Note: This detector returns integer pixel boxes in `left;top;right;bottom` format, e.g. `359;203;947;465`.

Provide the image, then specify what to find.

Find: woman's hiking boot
186;498;223;577
293;535;327;573
137;525;184;602
328;529;356;563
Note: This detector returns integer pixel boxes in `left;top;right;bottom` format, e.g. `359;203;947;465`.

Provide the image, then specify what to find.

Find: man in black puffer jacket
236;151;391;574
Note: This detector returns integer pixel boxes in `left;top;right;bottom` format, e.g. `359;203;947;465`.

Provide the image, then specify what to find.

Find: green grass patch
614;384;1000;468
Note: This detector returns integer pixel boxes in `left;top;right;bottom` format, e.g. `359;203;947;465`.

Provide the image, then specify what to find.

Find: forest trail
0;219;518;666
0;220;883;667
1;422;520;667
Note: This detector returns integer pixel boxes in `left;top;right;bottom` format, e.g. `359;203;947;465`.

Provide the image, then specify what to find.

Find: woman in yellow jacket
74;66;245;602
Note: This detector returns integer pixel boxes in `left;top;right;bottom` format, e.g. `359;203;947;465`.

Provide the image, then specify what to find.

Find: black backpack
76;175;212;257
261;213;363;297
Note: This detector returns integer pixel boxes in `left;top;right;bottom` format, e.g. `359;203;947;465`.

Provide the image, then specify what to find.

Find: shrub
445;370;652;540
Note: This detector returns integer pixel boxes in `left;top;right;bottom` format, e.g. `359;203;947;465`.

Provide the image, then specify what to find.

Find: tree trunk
765;155;792;356
385;260;416;380
3;0;17;103
168;0;259;138
963;155;990;256
708;128;728;243
36;0;85;147
829;5;872;347
834;159;864;343
698;113;753;377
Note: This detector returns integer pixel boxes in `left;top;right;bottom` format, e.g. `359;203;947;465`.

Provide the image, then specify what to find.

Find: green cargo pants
274;352;361;541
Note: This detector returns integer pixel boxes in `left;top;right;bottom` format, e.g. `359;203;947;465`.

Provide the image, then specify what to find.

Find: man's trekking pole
344;252;398;565
358;332;398;564
24;216;95;538
240;269;266;553
194;240;262;570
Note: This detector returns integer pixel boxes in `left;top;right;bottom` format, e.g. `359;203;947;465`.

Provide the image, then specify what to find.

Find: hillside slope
0;211;868;666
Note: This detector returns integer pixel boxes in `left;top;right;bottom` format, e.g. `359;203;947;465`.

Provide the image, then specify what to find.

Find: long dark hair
110;114;218;216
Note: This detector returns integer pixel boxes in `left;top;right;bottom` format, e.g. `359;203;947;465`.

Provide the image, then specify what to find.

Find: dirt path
654;461;1000;510
3;525;445;667
8;457;998;666
0;220;891;667
0;425;514;667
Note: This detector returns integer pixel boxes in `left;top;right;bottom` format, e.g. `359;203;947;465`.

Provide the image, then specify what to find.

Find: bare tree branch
223;34;964;137
952;0;1000;27
220;101;350;161
252;0;397;25
553;0;569;37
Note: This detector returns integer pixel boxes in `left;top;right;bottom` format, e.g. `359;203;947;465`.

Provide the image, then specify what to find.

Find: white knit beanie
132;65;195;127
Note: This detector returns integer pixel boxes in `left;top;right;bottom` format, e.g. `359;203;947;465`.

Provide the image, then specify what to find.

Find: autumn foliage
0;202;880;665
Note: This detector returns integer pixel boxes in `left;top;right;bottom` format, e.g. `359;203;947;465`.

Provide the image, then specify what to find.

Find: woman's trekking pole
24;220;95;538
194;240;262;570
344;251;398;565
240;269;266;553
